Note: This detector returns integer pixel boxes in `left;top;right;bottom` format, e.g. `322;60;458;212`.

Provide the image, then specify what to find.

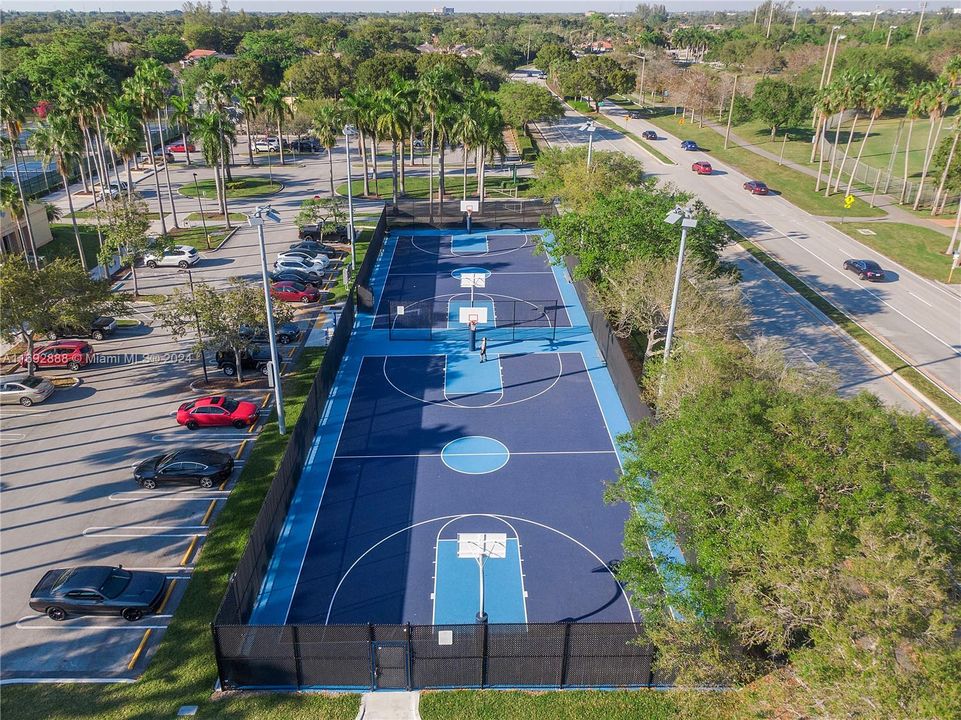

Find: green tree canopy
534;42;574;74
532;146;644;212
145;33;188;63
495;81;564;129
750;77;811;138
558;55;634;111
355;51;419;91
283;54;351;99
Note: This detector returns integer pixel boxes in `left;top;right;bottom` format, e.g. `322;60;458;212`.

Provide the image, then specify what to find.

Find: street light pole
193;172;210;250
248;206;286;435
580;120;596;168
182;267;209;384
344;125;357;271
886;25;898;48
825;33;845;87
658;207;697;405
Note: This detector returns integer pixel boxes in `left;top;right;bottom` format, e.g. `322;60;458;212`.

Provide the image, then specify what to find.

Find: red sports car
167;142;196;153
20;340;94;371
743;180;769;195
176;396;259;430
270;281;320;304
691;161;712;175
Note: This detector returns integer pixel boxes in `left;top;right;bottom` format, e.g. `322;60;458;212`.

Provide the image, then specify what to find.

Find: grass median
829;221;960;284
739;238;961;425
180;176;283;200
0;347;362;720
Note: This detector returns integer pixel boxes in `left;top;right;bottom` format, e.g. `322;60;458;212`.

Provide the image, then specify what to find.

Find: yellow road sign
844;194;855;209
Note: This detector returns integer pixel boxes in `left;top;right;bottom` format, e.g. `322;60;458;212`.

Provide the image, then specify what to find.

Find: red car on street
743;180;769;195
167;142;196;153
20;340;94;371
176;396;260;430
691;161;712;175
270;281;321;304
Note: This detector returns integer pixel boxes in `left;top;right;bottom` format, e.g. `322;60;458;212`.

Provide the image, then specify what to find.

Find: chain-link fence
387;197;557;230
387;298;564;342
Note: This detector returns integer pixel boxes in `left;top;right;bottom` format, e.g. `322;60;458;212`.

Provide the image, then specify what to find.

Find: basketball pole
476;554;488;623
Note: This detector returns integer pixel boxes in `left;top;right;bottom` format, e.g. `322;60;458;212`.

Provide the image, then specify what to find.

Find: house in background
180;49;229;68
0;203;53;259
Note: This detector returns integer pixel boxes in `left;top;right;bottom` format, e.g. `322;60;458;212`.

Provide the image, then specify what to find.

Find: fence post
480;621;489;688
405;623;413;691
291;624;304;689
559;622;572;688
368;623;376;690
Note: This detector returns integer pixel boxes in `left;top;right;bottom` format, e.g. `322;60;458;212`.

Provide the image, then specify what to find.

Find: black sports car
270;269;323;287
842;259;885;281
29;566;166;621
134;448;234;489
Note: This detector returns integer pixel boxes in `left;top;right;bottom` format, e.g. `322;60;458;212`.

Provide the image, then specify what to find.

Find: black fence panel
387;299;561;343
388;198;557;230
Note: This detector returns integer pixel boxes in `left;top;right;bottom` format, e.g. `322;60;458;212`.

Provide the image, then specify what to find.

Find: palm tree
832;72;869;193
104;103;144;202
237;88;259;167
845;74;896;196
169;95;195;166
932;118;959;216
0;76;38;265
899;86;927;204
343;88;375;195
193;110;236;222
200;74;235;182
123;62;168;234
28;116;88;269
824;73;859;197
374;88;407;210
475;98;507;205
262;86;292;166
812;89;836;191
0;178;30;258
913;79;951;210
311;100;342;199
391;78;418;194
145;61;180;229
451;93;482;201
418;68;456;217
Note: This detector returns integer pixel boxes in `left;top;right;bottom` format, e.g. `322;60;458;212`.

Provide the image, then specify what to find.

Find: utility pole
915;1;926;42
526;35;531;62
792;7;799;31
886;25;898;48
724;75;738;150
765;0;775;38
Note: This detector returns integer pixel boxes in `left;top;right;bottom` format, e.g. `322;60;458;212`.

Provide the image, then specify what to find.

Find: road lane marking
907;291;933;308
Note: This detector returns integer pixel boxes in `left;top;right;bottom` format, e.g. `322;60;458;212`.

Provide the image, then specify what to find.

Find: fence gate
372;642;409;689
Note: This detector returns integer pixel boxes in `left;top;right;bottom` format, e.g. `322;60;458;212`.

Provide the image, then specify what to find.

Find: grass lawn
646;113;885;218
419;690;734;720
45;223;101;269
167;225;231;251
179;176;283;200
184;211;246;222
517;128;539;161
829;222;960;284
336;174;533;200
0;348;363;720
568;99;593;114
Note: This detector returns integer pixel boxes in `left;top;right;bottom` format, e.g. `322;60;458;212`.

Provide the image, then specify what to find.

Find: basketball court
252;227;639;629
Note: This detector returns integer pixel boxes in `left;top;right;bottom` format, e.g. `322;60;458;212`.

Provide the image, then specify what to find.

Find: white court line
371;232;402;328
82;526;208;538
336;450;618;459
574;352;623;471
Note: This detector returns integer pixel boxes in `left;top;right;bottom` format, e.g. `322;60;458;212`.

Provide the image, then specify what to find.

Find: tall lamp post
343;124;358;271
886;25;898;48
192;172;211;250
180;267;209;384
247;205;286;435
579;120;596;168
658;205;698;404
825;33;846;86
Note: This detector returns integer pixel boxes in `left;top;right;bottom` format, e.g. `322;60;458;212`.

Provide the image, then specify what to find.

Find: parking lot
0;151;349;680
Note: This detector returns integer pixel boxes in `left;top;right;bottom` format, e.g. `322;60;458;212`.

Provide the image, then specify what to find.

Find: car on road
134;448;234;489
842;259;885;281
47;316;117;342
167;141;196;153
240;322;302;345
290;138;323;152
290;240;335;255
274;256;329;274
271;281;321;304
641;130;658;140
29;565;166;622
627;111;642;119
20;340;94;372
214;346;271;378
176;395;260;429
270;269;323;287
743;180;769;195
143;245;200;268
142;150;175;164
254;139;280;152
691;160;713;175
0;374;55;407
680;140;699;151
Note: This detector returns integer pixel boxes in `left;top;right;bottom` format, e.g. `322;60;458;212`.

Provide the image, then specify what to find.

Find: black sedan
843;259;885;281
290;240;335;255
270;269;323;287
30;566;166;621
641;130;657;140
134;448;234;489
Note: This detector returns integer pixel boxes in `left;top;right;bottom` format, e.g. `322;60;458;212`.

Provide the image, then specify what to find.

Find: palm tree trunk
824;111;844;197
125;158;134;202
327;145;335;198
399;139;406;194
144;121;168;234
428;118;435;218
463;143;468;200
88;171;105;248
846;114;877;196
277;119;285;165
439;137;447;206
900;120;915;204
157;111;179;229
811;115;824;163
371;133;379;192
932;130;959;216
109;146;122;190
61;171;86;270
9;147;38;267
391;140;399;210
913;115;943;210
130;262;141;297
833;112;859;193
244;117;254;166
409;130;415;166
359;131;370;196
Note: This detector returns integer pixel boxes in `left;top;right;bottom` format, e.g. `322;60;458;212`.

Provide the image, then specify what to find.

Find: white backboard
457;307;489;324
461;200;480;213
459;273;487;288
457;533;507;559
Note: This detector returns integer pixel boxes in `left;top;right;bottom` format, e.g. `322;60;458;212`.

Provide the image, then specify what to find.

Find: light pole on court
247;205;286;435
192;172;210;250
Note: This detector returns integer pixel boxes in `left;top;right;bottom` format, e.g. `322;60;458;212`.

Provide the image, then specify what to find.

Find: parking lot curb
208;225;241;253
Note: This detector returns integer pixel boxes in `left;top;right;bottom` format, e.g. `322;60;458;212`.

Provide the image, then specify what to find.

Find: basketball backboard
457;533;507;559
460;200;480;213
458;306;489;324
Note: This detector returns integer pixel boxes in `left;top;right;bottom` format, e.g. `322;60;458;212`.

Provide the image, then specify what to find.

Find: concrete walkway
355;692;421;720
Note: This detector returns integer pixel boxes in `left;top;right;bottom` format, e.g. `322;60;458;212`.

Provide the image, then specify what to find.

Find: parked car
298;224;348;242
240;322;302;345
134;448;234;489
743;180;769;195
29;566;166;622
215;346;271;378
0;373;55;407
99;185;121;200
290;138;322;152
20;340;94;371
290;240;335;255
142;150;175;164
691;161;713;175
176;395;260;429
274;256;328;275
143;245;200;268
278;249;330;265
167;141;196;153
842;259;885;281
270;269;323;287
271;281;321;304
47;316;116;342
680;140;699;151
254;140;280;152
641;130;658;140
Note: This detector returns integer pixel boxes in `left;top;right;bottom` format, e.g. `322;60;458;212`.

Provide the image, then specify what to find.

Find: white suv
254;140;280;152
143;245;200;268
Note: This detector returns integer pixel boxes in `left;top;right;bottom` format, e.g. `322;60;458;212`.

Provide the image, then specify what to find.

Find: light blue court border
251;227;687;625
447;299;495;328
433;538;526;624
451;235;489;254
440;436;510;474
445;353;502;397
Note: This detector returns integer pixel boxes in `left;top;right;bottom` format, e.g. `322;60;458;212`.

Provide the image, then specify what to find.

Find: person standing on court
479;336;488;363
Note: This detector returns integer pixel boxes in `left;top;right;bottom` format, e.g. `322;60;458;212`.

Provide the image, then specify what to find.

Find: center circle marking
441;436;510;475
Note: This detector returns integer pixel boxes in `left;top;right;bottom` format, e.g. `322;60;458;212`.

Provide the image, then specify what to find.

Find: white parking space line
149;434;252;442
108;491;230;501
16;615;173;630
82;526;209;538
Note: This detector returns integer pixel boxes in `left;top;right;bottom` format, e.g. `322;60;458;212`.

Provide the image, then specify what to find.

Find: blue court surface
253;228;642;628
